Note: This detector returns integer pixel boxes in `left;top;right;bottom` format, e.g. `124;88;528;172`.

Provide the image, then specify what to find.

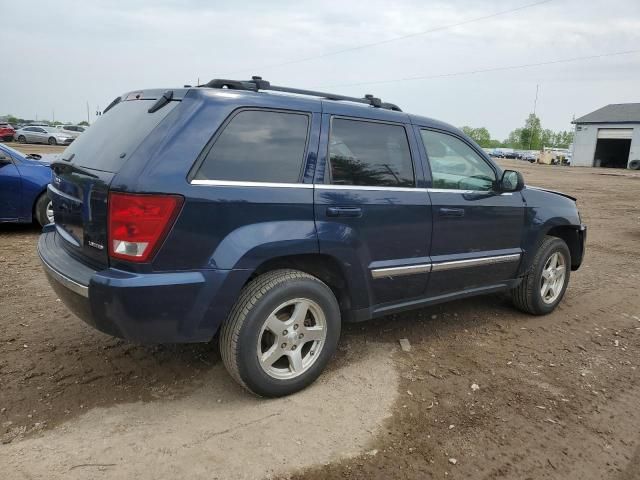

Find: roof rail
201;76;402;112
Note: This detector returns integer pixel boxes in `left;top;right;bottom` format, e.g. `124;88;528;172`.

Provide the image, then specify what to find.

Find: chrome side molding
431;253;521;272
371;253;521;279
371;263;432;279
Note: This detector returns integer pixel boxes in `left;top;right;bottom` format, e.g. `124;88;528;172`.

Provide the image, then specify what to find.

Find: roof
573;103;640;124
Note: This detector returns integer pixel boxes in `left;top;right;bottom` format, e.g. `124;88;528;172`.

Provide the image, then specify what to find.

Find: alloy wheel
45;201;54;224
256;298;327;380
540;251;566;304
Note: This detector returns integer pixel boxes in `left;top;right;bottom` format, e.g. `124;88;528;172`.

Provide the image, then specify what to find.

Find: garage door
597;128;633;139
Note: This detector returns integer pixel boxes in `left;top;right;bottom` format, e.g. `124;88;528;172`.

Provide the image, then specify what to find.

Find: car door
314;111;432;312
0;150;22;220
418;127;524;297
32;127;47;143
24;127;38;143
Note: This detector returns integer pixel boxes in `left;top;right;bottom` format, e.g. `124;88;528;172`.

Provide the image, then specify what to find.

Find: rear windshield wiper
148;90;174;113
103;96;122;114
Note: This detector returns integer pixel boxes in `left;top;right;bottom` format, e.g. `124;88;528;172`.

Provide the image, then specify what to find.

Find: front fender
519;187;582;274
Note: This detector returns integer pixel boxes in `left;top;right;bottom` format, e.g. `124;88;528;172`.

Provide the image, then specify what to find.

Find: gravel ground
1;150;639;479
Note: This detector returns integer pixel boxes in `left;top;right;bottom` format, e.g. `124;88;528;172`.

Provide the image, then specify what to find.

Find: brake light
108;192;183;262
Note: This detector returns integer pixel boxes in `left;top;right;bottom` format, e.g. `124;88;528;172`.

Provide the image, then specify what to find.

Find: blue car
0;143;55;226
38;77;586;397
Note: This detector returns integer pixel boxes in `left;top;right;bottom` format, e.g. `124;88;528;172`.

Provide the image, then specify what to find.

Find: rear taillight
108;192;183;263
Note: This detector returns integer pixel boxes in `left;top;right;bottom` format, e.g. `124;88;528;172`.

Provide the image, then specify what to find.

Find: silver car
14;126;75;146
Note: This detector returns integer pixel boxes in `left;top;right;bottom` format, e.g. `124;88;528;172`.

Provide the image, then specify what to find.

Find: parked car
522;153;537;163
0;143;55;226
38;77;586;397
14;126;75;145
55;125;86;139
0;122;16;142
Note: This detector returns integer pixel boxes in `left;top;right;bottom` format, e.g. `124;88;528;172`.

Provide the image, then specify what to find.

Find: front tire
220;269;341;397
17;135;27;144
48;137;57;145
511;236;571;315
35;194;54;226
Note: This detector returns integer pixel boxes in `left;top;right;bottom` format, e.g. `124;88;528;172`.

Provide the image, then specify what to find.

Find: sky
1;0;639;139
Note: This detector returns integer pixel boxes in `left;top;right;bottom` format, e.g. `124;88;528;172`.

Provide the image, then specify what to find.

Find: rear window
194;109;310;183
61;99;177;172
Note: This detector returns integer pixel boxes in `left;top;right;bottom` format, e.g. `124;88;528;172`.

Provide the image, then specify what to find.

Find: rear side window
194;110;309;183
328;118;414;187
60;99;178;172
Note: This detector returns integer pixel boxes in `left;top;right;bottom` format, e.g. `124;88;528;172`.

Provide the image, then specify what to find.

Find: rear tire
17;135;26;144
220;269;341;397
35;193;53;226
48;137;57;145
629;159;640;170
511;236;571;315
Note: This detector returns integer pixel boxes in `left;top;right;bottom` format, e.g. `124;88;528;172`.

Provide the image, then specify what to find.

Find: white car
55;125;86;139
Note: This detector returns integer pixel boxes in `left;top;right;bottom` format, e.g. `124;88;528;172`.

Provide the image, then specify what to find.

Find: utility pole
52;109;55;124
529;84;539;151
86;101;90;125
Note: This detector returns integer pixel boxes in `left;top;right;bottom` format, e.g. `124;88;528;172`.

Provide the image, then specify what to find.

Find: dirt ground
1;149;639;479
2;141;67;155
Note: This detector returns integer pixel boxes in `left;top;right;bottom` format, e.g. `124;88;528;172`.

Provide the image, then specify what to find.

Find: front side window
194;110;309;183
421;130;496;191
328;118;414;187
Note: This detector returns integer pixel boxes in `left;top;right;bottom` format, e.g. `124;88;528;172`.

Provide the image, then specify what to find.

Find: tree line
3;114;89;127
461;114;573;150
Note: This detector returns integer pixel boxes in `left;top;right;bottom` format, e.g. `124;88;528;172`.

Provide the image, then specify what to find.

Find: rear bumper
38;229;249;343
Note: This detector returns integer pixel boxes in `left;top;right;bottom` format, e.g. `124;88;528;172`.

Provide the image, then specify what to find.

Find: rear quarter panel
112;89;323;273
16;160;52;221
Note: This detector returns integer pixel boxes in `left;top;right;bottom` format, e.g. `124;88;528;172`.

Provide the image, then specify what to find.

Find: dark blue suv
38;77;586;397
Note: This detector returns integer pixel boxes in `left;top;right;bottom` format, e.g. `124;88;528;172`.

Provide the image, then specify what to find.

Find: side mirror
499;170;524;192
0;154;12;167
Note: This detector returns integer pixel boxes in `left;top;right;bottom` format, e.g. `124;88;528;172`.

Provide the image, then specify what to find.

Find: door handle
326;206;362;218
439;207;465;217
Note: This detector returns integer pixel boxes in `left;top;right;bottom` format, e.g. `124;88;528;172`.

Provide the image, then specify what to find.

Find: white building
571;103;640;169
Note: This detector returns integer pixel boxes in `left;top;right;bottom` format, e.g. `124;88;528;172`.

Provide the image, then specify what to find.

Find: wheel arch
545;225;584;270
247;253;363;321
31;188;49;222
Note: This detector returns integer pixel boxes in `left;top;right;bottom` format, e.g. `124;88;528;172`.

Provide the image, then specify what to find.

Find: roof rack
200;76;402;112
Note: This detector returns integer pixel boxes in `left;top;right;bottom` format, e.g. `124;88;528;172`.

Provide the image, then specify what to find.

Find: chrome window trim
431;253;521;272
39;253;89;298
427;188;512;195
191;179;313;189
316;184;428;193
189;181;513;196
371;263;432;279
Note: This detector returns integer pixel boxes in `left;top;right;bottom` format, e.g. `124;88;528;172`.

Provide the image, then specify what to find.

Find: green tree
460;126;493;147
78;120;89;126
504;129;523;149
518;114;542;149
